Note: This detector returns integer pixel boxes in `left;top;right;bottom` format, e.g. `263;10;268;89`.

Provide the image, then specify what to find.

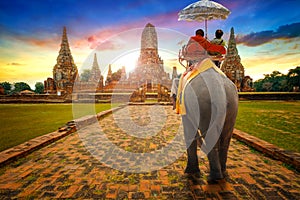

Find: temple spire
107;64;112;78
58;27;72;60
63;26;67;43
221;27;245;91
105;64;113;85
53;26;78;94
129;23;168;86
89;53;101;82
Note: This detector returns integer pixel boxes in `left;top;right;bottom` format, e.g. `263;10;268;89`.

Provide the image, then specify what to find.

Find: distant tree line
254;66;300;92
0;81;44;95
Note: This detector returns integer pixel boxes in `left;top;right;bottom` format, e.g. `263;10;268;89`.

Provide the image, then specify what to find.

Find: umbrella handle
205;19;207;39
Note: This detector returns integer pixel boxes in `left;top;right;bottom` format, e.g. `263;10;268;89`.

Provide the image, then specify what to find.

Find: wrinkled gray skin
181;67;238;181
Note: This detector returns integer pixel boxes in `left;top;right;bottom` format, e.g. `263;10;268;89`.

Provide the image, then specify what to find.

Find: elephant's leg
207;140;223;181
185;139;200;174
219;125;234;177
182;116;200;174
219;90;238;177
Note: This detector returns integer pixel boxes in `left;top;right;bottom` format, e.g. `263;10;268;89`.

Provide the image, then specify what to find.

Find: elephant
177;59;238;183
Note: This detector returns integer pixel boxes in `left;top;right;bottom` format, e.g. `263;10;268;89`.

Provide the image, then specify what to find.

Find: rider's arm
191;35;226;55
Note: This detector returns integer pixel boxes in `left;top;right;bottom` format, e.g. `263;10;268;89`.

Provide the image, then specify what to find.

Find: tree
262;82;273;92
279;79;289;91
34;82;44;94
253;79;264;91
13;82;31;93
254;71;288;92
80;69;91;82
0;82;12;94
287;66;300;91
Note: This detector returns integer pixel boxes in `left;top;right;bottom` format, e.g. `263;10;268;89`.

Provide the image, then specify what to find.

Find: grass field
0;101;299;153
0;103;114;152
235;101;300;153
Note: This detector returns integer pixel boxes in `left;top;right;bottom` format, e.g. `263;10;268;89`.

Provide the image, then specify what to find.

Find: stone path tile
0;105;299;199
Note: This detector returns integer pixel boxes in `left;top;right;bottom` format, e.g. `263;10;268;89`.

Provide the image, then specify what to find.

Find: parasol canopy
178;0;231;38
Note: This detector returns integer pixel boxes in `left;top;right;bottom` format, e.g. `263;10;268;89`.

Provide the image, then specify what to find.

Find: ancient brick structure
221;27;253;91
102;23;176;94
129;23;170;88
45;24;177;99
0;85;4;95
73;53;104;93
44;78;55;94
89;53;103;85
111;23;174;92
105;64;113;86
44;27;78;95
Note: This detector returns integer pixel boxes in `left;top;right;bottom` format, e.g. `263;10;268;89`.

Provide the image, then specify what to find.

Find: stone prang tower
89;53;103;89
53;27;78;95
221;27;245;91
128;23;171;90
89;53;102;83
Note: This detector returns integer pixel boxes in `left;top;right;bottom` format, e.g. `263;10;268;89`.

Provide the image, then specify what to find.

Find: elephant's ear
199;69;227;155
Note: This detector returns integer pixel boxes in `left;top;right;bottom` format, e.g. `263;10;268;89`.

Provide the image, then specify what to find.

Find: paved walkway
0;105;299;199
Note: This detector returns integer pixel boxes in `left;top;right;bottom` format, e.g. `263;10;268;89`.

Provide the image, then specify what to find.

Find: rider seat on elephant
180;35;226;68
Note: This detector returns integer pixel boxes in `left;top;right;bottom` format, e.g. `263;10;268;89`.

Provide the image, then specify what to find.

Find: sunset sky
0;0;299;89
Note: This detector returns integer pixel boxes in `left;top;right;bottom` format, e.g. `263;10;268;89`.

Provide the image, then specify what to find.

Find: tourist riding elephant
178;59;238;183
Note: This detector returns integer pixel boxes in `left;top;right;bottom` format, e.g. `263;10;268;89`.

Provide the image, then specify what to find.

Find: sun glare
112;51;140;73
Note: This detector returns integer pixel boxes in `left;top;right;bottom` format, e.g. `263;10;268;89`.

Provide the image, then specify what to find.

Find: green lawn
235;101;300;153
0;103;114;152
0;101;299;153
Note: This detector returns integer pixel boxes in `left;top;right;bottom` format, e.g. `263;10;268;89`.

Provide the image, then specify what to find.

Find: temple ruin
221;27;254;92
44;27;78;96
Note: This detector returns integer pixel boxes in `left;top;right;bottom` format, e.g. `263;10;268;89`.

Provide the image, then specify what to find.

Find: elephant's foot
207;175;225;185
222;171;229;179
184;172;202;179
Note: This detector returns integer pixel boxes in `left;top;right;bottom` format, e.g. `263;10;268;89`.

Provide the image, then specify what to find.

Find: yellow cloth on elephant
176;58;226;115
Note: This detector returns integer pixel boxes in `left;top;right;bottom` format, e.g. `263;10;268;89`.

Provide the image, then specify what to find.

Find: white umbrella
178;0;231;38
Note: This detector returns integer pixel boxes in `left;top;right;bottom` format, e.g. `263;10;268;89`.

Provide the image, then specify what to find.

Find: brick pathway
0;105;299;199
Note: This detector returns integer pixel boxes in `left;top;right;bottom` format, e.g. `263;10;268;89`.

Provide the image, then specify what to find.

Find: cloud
236;22;300;46
87;31;128;50
95;40;123;51
87;35;97;43
6;62;24;66
22;37;59;48
85;21;145;50
81;10;191;51
0;24;60;50
291;43;299;50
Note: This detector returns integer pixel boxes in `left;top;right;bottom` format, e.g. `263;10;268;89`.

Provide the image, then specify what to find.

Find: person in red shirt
190;29;226;55
180;29;226;69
